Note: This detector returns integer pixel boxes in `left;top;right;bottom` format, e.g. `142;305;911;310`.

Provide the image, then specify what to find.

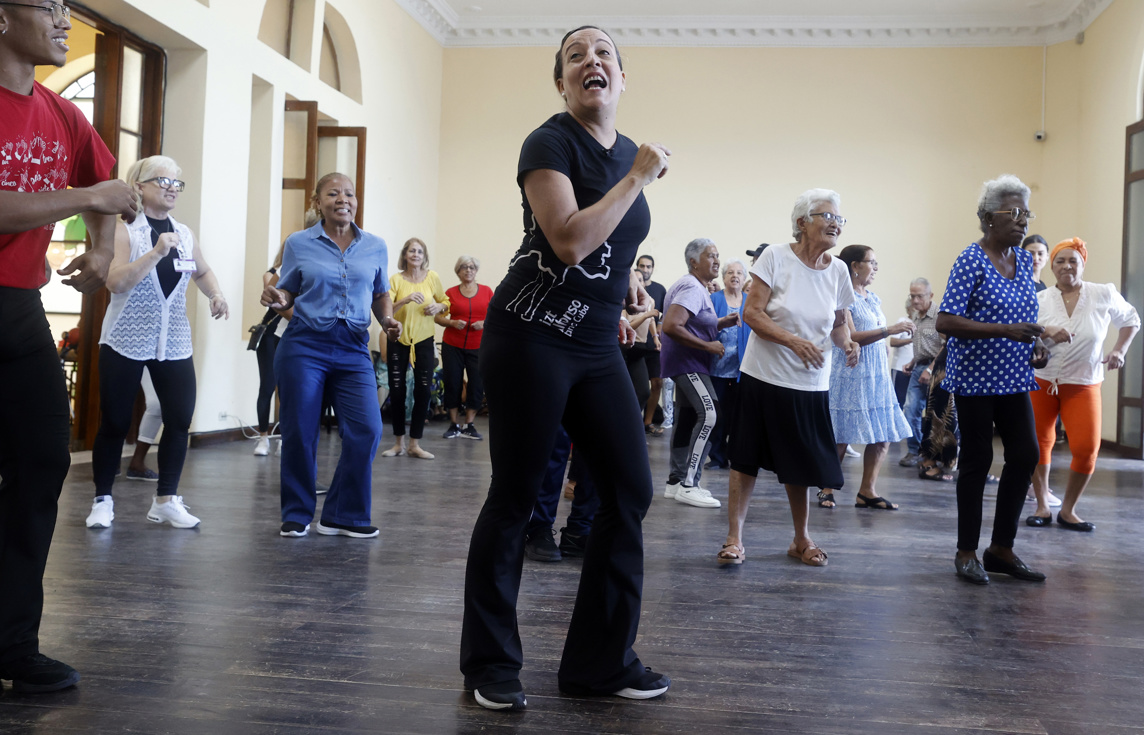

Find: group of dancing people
2;7;1139;712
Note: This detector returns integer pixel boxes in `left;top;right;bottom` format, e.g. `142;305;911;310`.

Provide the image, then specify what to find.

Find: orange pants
1030;378;1101;474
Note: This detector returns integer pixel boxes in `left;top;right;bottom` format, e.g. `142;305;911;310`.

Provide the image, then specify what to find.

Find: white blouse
1036;282;1140;390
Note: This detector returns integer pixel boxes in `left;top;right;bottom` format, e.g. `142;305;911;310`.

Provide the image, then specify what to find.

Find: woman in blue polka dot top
935;174;1053;586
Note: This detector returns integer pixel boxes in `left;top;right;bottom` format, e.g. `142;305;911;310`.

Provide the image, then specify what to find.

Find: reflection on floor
2;419;1142;734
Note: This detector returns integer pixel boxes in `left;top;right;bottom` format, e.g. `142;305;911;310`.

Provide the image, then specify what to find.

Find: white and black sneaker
443;424;463;439
315;520;379;538
613;667;671;700
473;680;526;711
280;522;309;537
461;423;483;440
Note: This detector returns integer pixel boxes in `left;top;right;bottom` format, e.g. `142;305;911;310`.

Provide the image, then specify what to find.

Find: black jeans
255;331;280;432
707;376;739;466
92;346;197;497
954;392;1039;551
461;326;652;694
386;337;434;439
0;287;72;664
441;342;482;412
623;346;651;414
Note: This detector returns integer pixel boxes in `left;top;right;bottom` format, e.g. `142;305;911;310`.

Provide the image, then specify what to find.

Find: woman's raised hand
630;143;671;187
154;232;180;258
1005;322;1045;343
422;302;446;316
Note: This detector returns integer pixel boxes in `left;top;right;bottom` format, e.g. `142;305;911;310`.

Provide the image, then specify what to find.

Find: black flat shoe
473;680;526;711
1025;515;1052;528
1056;514;1095;532
955;556;989;585
982;550;1046;582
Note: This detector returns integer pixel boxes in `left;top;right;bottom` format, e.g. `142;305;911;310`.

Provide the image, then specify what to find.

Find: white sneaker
844;445;861;458
253;436;270;456
147;496;201;528
1046;491;1063;507
675;485;721;508
664;482;680;499
85;497;114;528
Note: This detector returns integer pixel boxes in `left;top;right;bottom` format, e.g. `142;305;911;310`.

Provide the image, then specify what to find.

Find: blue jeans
902;362;929;455
276;320;382;527
526;426;599;537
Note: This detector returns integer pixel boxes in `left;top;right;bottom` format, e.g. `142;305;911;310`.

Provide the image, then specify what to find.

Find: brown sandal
787;541;828;567
717;543;745;565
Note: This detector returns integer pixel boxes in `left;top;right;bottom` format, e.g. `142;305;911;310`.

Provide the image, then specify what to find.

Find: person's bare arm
662;303;723;357
190;233;228;320
936;313;1043;342
0;180;136;234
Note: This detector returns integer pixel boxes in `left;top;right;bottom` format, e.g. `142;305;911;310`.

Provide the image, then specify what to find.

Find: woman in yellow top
382;238;450;459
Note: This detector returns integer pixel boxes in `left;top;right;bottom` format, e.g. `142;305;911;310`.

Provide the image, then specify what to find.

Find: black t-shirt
147;215;180;299
487;113;651;349
635;279;667;349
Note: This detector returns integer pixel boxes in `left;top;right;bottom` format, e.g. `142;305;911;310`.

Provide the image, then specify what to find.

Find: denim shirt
278;221;389;333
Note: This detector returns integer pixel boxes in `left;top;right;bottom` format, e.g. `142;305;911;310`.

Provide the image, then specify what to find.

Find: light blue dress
829;289;913;444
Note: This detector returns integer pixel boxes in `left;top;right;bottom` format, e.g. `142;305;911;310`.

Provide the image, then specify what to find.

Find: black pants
441;342;482;412
623;347;651;414
386;337;434;439
461;327;652;693
255;331;280;432
92;346;197;497
954;392;1038;551
0;288;72;665
707;376;739;466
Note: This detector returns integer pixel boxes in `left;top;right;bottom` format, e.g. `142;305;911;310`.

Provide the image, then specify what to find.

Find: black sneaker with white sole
461;423;483;440
0;653;81;693
473;679;526;711
443;424;463;439
280;521;309;537
613;667;670;699
315;520;379;538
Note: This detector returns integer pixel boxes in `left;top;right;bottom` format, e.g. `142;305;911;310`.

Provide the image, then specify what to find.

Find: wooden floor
2;419;1143;734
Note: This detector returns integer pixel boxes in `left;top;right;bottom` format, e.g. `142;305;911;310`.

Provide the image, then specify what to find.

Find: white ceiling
392;0;1114;47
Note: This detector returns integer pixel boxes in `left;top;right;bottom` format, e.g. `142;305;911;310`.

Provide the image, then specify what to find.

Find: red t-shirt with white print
0;81;116;289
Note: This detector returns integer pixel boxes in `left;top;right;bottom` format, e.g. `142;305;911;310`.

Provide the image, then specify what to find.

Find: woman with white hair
705;258;749;469
718;189;858;566
661;238;740;508
437;255;492;439
85;156;229;530
936;174;1051;585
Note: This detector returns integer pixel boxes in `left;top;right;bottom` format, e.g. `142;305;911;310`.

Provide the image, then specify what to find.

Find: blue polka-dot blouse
939;242;1039;396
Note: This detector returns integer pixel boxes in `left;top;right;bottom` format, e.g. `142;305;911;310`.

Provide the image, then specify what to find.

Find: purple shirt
661;274;718;377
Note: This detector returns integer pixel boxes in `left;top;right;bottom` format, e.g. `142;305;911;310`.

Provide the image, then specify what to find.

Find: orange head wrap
1050;237;1087;264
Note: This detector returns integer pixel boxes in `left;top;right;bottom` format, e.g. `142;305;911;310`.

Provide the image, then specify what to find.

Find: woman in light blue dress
819;245;914;509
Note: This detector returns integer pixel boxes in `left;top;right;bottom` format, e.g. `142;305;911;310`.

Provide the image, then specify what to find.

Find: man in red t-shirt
0;2;137;694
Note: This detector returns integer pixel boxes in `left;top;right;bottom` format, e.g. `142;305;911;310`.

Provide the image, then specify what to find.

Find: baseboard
189;428;249;448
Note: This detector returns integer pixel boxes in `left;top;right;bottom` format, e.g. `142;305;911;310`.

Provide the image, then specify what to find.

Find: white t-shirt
739;242;855;391
1035;282;1140;388
890;311;914;371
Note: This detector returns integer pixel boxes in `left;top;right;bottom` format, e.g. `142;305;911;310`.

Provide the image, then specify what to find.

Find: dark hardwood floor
2;419;1142;734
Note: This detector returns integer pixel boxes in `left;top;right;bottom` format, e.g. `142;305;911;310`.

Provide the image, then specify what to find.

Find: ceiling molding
392;0;1114;49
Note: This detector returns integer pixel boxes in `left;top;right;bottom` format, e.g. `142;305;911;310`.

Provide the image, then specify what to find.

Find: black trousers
386;337;434;439
623;347;651;414
255;331;280;432
0;287;72;665
707;376;739;466
92;346;197;497
954;392;1039;551
461;327;653;693
441;342;483;412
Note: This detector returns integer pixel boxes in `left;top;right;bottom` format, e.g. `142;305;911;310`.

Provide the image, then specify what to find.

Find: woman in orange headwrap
1026;238;1140;531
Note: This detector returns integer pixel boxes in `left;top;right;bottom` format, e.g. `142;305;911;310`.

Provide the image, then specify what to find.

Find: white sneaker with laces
663;482;680;499
844;445;861;458
675;485;721;508
85;497;114;528
147;496;201;528
253;436;270;456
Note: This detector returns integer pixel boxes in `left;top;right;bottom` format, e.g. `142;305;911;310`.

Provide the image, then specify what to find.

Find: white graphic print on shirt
0;131;70;231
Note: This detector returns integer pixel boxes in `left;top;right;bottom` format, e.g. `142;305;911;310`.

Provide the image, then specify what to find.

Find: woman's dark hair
838;244;873;271
1022;234;1047;249
554;25;623;84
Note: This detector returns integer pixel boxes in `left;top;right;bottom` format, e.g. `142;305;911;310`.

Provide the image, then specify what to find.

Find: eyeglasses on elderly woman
141;176;187;192
991;207;1036;221
808;212;847;227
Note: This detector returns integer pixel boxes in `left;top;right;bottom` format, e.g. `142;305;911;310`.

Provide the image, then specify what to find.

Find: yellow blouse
390;270;449;347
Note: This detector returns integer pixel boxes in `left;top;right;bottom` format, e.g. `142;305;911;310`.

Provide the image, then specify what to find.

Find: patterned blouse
939;242;1039;396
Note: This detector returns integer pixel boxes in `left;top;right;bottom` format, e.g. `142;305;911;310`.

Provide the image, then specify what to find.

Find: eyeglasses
808;212;847;226
140;176;186;192
859;259;878;268
0;2;70;27
991;207;1036;222
457;264;477;271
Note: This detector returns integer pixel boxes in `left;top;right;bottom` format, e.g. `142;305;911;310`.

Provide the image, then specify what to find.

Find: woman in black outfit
461;26;671;711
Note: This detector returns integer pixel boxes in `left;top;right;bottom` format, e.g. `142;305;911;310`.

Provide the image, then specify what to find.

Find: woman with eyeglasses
719;189;859;567
436;255;492;439
936;174;1051;585
85;156;229;530
816;244;913;511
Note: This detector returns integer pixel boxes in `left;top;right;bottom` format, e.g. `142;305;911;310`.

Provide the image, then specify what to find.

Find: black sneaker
315;520;379;538
473;679;526;710
0;653;80;693
443;424;462;439
461;423;483;440
613;667;670;699
524;529;562;562
280;521;309;537
558;528;588;558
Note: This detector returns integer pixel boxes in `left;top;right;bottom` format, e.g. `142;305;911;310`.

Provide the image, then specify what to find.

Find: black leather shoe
1025;514;1052;528
1056;514;1095;532
982;550;1046;582
955;556;989;585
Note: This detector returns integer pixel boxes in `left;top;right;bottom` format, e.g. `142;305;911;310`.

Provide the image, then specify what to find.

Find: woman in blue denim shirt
707;259;749;468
